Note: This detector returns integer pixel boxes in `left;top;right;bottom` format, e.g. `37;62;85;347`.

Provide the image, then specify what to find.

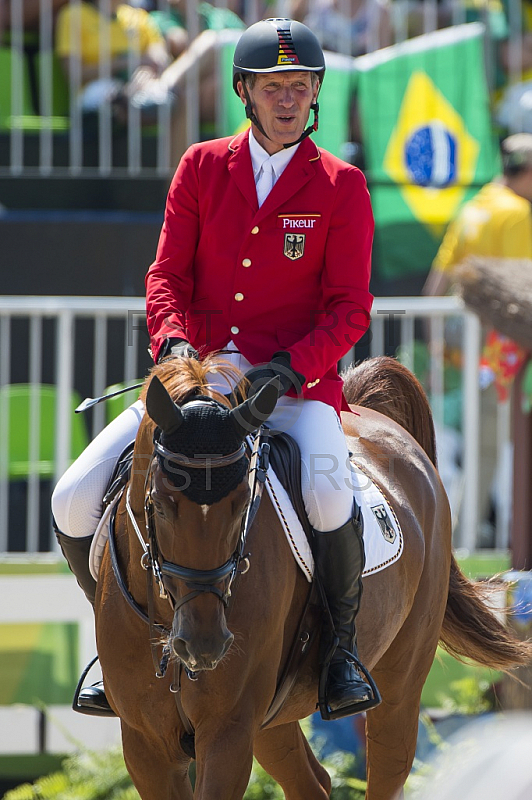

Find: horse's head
140;357;279;673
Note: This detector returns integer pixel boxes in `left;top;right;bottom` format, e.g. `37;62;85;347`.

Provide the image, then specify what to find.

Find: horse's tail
440;555;532;670
342;355;437;466
343;356;532;672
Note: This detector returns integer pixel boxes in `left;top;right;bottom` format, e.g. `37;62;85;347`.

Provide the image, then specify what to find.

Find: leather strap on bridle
108;425;272;746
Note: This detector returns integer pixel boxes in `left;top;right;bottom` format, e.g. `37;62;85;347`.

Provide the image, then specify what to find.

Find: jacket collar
227;131;321;218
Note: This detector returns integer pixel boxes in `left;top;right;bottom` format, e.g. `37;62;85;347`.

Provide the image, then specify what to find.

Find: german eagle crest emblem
284;233;305;260
371;504;396;543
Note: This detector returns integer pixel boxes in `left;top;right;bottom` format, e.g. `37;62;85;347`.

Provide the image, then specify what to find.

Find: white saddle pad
89;459;403;583
265;458;403;583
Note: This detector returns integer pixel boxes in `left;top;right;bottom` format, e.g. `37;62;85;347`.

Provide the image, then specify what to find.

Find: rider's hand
157;338;200;363
243;351;305;398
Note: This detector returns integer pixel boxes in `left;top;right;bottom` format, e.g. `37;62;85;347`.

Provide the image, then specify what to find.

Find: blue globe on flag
404;123;457;187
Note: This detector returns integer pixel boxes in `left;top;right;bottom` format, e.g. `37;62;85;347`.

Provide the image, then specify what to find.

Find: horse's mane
140;355;247;408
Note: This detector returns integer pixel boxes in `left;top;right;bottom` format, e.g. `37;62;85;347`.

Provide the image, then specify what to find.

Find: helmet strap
241;77;320;150
283;102;319;149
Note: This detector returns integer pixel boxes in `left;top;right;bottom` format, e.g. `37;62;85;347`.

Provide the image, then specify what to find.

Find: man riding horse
51;17;379;720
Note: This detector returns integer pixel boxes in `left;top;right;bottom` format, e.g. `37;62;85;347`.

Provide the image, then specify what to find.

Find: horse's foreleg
193;722;254;800
253;722;331;799
121;724;193;800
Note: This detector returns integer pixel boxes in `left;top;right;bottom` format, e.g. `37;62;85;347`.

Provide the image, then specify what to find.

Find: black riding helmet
232;18;326;148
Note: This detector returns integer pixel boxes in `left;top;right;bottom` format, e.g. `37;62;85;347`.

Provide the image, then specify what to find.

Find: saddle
102;441;135;509
267;430;313;541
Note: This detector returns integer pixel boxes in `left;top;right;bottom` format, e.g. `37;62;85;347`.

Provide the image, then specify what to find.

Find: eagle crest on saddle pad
371;504;396;544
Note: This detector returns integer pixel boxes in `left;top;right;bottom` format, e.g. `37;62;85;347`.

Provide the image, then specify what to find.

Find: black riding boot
313;506;381;720
55;528;97;606
55;526;115;717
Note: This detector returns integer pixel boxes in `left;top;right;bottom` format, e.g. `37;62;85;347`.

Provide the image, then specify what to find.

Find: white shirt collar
248;129;300;184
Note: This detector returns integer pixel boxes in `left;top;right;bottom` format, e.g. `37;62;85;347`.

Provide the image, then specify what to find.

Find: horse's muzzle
171;630;234;671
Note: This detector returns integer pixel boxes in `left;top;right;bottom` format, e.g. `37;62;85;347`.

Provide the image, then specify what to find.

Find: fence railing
0;294;509;554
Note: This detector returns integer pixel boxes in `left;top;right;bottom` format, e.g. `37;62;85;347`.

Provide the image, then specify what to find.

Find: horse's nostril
172;637;190;662
222;633;234;657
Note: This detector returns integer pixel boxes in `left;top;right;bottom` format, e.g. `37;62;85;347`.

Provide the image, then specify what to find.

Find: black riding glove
243;351;305;398
157;337;200;363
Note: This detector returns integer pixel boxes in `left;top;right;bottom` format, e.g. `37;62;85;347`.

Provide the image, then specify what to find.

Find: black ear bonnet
156;398;247;505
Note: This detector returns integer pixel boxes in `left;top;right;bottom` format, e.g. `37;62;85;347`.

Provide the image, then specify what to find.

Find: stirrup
72;655;116;717
318;644;381;721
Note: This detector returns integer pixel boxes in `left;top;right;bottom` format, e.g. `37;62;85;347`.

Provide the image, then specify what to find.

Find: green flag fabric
355;23;501;284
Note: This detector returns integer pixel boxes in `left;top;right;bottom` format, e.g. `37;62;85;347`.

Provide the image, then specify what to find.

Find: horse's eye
152;494;175;519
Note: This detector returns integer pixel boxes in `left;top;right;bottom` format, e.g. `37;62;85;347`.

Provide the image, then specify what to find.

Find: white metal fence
0;294;509;554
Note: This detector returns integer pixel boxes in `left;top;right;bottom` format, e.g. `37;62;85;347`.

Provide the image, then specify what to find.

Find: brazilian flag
355;23;501;289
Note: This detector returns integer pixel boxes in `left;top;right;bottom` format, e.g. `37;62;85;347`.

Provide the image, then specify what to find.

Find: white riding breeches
51;352;354;538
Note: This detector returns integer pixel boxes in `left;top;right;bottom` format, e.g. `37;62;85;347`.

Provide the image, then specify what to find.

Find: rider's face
237;71;318;155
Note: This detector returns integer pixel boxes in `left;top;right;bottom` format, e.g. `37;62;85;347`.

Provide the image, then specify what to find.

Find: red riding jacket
146;131;374;416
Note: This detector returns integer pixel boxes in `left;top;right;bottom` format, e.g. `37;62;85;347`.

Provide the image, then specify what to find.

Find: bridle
143;428;250;612
110;397;271;678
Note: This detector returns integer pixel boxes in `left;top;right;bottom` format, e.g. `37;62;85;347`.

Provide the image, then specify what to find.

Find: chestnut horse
94;355;531;800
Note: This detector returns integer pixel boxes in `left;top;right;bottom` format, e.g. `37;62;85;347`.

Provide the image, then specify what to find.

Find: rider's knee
51;474;78;537
302;463;354;532
51;458;114;538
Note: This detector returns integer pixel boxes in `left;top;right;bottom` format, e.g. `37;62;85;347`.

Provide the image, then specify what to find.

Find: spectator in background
149;0;189;58
291;0;393;56
55;0;245;160
149;0;244;59
423;133;532;542
55;0;171;120
423;135;532;297
153;0;245;150
496;4;532;132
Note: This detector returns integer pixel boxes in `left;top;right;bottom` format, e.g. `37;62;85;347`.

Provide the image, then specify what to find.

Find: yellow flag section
356;23;500;285
384;71;480;231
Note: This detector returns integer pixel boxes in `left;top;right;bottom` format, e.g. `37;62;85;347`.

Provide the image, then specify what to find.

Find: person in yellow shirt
423;133;532;543
424;134;532;297
55;0;170;119
55;0;169;84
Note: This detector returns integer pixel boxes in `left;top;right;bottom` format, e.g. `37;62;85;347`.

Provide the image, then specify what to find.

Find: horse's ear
145;375;184;434
229;376;280;438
